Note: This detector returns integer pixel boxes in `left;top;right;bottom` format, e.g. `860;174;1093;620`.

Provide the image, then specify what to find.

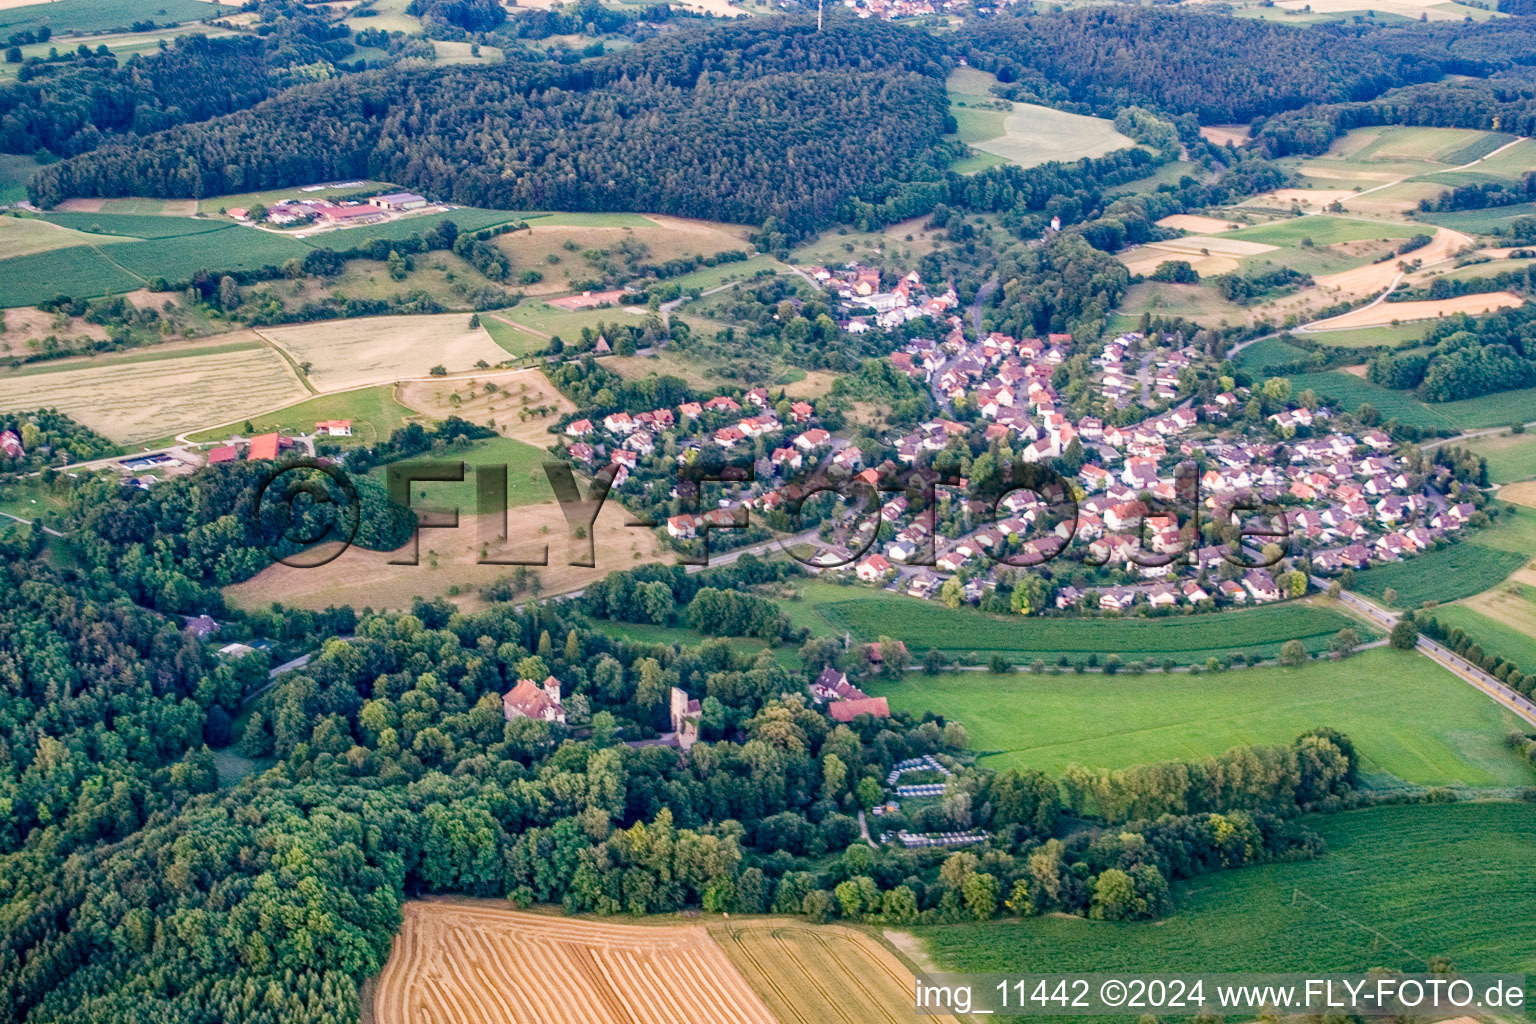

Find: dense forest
956;8;1446;123
1368;304;1536;401
30;19;953;234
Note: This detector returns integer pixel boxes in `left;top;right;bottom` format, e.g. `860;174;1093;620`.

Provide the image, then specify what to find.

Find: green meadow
866;647;1531;786
920;801;1536;1017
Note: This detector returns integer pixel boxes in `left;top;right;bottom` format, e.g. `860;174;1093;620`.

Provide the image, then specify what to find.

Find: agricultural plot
369;434;554;514
1290;126;1514;189
0;0;233;36
1282;372;1457;429
256;313;509;392
0;245;143;307
866;647;1530;785
186;384;416;446
106;226;312;281
491;299;651;343
785;582;1369;664
1299;323;1430;349
374;901;777;1024
710;919;960;1024
1309;291;1523;331
224;490;664;611
395;369;572;447
1233;334;1311;372
1358;544;1526;606
1114;281;1248;328
42;213;229;240
195;181;390;215
490;215;752;297
920;802;1536;1009
1418;201;1536;235
0;217;131;260
1435;385;1536;429
1432;595;1536;677
311;207;522;243
944;68;1133;170
1464;431;1536;483
0;338;305;442
1226;217;1414;248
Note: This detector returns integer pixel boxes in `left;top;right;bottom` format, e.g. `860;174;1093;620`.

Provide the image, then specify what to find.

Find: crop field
784;582;1370;664
373;901;778;1024
224;488;664;610
0;337;305;442
315;207;522;243
1310;291;1523;331
920;802;1536;1014
1464;431;1536;482
0;0;233;35
0;154;43;205
0;216;131;260
1434;385;1536;429
1290;126;1513;189
1233;334;1311;371
1283;372;1457;429
42;213;229;239
710;919;960;1024
1418;200;1536;234
256;313;508;391
186;384;417;446
106;226;311;280
1349;507;1536;606
866;647;1530;785
0;245;143;307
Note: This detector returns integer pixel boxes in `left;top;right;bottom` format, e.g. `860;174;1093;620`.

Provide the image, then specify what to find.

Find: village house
503;676;566;724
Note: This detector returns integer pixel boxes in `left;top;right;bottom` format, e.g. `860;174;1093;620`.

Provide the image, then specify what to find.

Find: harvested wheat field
258;314;509;391
1310;291;1523;330
1500;481;1536;510
1121;248;1239;278
225;501;665;611
0;337;305;443
396;368;574;447
374;901;776;1024
495;215;751;296
1243;188;1356;210
1157;214;1244;234
710;918;960;1024
1306;227;1474;301
1199;124;1249;147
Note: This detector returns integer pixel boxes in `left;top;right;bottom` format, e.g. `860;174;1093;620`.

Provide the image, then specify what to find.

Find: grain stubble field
374;901;777;1024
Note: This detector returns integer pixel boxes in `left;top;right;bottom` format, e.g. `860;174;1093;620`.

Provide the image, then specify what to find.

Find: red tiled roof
207;446;238;464
829;697;890;722
246;433;281;461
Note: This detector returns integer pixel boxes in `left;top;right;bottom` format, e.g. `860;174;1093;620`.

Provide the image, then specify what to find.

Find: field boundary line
1288;887;1430;966
249;328;317;394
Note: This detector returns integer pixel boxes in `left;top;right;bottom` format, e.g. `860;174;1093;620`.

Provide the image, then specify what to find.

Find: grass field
370;434;555;514
1303;322;1430;349
710;919;960;1024
920;802;1536;1013
1432;593;1536;675
374;901;782;1024
0;153;44;205
1115;281;1248;328
1350;505;1536;606
186;384;417;446
1464;430;1536;482
0;337;305;442
1434;385;1536;429
944;68;1131;172
0;0;233;35
1227;217;1415;247
782;582;1370;664
867;647;1530;785
492;299;651;342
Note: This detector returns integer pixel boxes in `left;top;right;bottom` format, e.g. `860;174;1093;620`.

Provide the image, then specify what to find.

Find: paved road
1315;574;1536;729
